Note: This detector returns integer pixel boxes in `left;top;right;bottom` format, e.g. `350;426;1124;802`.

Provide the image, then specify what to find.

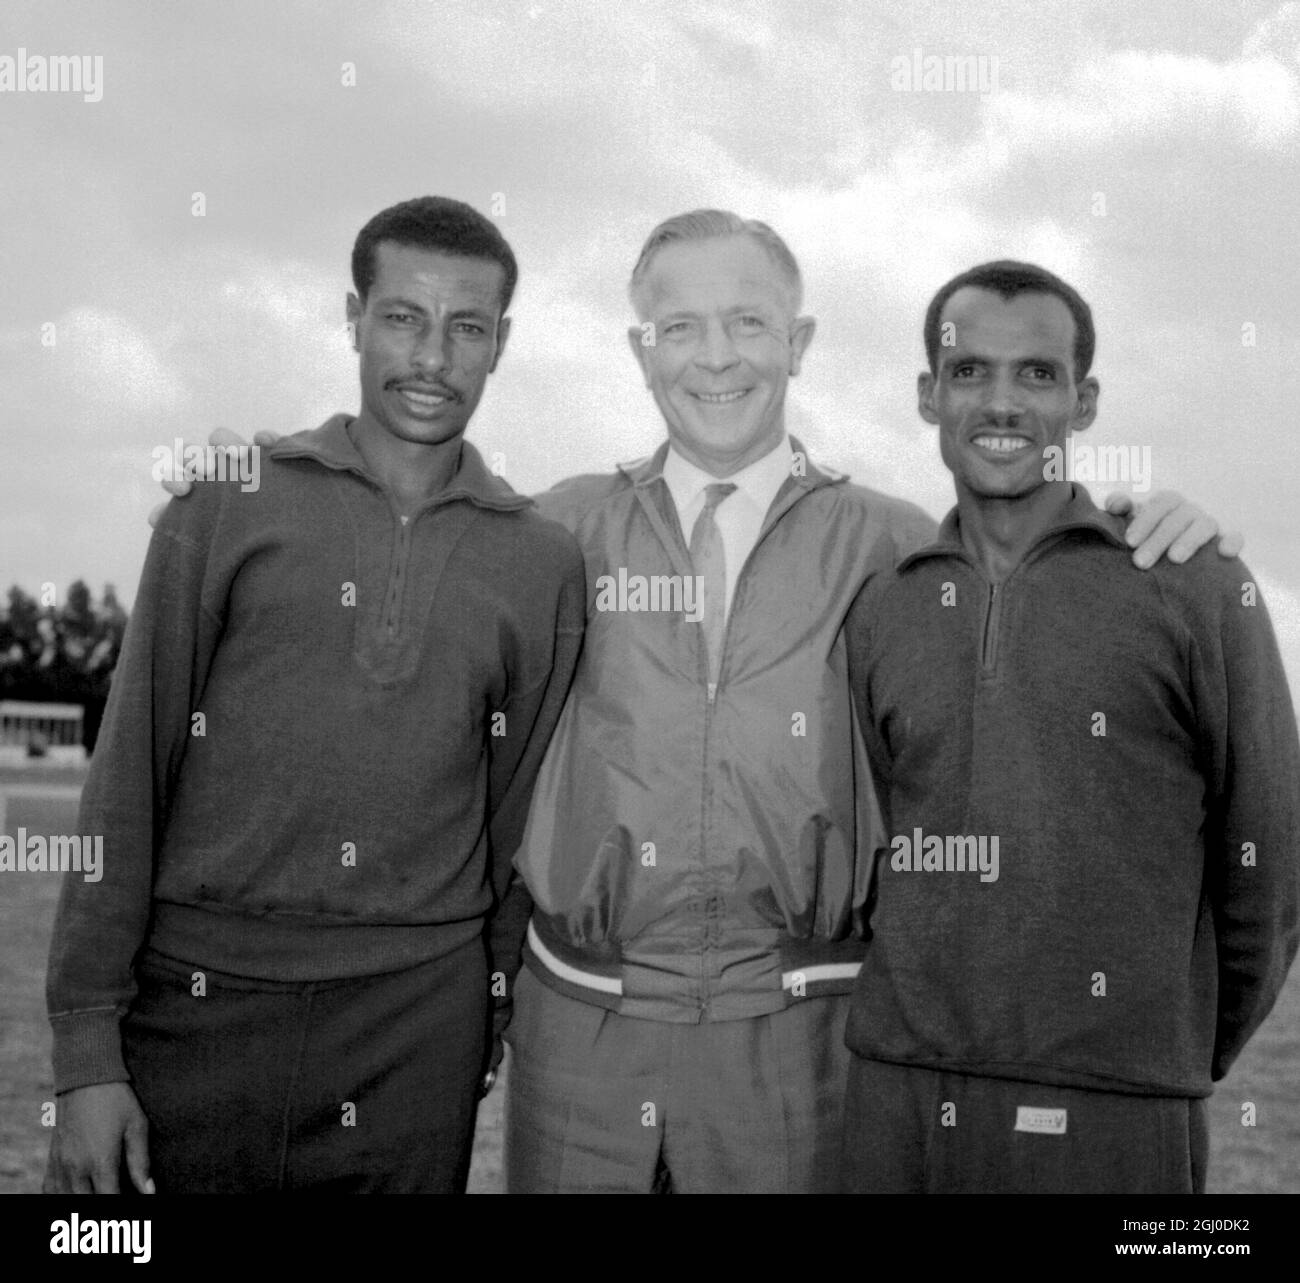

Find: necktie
689;482;737;697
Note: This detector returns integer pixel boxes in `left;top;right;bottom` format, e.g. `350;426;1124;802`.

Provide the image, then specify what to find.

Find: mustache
387;377;462;402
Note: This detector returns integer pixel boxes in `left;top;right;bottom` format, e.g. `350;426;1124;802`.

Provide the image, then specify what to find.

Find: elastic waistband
524;915;864;1021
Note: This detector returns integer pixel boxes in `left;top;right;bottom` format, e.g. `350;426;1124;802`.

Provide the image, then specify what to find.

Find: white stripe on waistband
527;920;624;996
781;962;862;989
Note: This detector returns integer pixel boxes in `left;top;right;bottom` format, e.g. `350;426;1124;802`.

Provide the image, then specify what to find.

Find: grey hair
627;209;804;315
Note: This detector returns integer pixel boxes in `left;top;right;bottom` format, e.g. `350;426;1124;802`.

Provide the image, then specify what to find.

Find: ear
917;370;940;425
345;293;362;352
489;315;512;373
626;324;654;387
787;316;817;377
1071;375;1100;434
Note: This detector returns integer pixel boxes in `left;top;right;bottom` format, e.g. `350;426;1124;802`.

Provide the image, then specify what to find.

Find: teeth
973;435;1028;453
694;390;747;403
400;389;448;405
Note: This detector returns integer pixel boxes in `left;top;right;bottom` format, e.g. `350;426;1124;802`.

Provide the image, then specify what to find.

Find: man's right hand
43;1082;156;1194
148;427;279;527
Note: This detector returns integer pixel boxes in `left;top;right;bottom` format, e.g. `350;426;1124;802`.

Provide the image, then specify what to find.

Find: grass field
2;770;1296;1194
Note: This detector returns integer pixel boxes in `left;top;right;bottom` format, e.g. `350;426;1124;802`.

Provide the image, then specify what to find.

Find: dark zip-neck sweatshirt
845;485;1300;1097
47;415;586;1094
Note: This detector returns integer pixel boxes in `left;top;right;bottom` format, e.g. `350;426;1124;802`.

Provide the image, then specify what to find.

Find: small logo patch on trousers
1015;1106;1067;1135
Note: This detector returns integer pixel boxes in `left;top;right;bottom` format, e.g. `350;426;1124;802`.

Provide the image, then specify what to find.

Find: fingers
50;1148;112;1194
1164;512;1218;565
156;431;259;513
123;1111;156;1194
252;429;282;447
147;501;170;530
1218;529;1245;559
90;1159;122;1194
42;1146;60;1194
1102;490;1134;516
1120;490;1179;556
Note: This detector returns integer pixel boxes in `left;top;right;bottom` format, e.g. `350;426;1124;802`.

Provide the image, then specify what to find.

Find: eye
735;315;765;330
386;312;417;324
1026;366;1056;381
951;364;977;379
453;322;486;336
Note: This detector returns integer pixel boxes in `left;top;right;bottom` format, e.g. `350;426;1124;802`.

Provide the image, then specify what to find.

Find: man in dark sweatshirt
842;261;1300;1194
43;196;586;1194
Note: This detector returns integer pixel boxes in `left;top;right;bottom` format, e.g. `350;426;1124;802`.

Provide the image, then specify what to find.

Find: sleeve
483;532;587;1047
1192;562;1300;1079
45;500;226;1094
844;574;896;939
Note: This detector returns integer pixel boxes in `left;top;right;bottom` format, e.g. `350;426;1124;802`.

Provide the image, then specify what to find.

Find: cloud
1243;2;1300;62
986;47;1299;154
52;308;190;416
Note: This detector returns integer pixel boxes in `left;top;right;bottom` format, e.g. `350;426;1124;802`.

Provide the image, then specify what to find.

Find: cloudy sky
3;0;1298;682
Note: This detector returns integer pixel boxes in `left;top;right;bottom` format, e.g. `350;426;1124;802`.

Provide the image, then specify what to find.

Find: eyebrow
941;352;1066;370
657;303;778;320
374;296;428;314
373;297;495;321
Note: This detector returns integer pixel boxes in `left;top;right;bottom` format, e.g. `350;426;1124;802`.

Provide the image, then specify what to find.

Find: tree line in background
0;582;127;752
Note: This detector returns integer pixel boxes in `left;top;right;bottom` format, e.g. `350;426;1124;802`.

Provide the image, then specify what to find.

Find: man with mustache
841;261;1298;1193
160;212;1238;1193
44;196;585;1193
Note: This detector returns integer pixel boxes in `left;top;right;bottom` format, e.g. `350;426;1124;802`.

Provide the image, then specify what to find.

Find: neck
955;480;1074;582
670;430;786;479
349;411;463;510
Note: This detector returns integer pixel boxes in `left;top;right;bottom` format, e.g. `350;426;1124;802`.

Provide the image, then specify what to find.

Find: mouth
970;432;1033;457
690;389;751;405
391;383;459;414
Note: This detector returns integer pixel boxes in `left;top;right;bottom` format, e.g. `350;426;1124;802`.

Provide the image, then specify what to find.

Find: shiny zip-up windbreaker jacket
513;440;937;1022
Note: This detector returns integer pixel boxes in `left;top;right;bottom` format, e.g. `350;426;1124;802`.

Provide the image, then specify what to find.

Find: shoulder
819;478;940;560
487;505;587;583
150;473;245;550
1145;545;1260;626
531;471;633;531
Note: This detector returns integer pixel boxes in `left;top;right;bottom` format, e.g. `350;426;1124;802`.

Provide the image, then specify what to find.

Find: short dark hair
924;260;1095;381
351;196;518;315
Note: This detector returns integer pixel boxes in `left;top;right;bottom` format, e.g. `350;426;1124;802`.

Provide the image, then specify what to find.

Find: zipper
384;512;412;639
980;580;1000;671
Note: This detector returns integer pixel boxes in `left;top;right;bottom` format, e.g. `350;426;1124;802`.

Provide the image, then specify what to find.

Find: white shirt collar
662;434;794;518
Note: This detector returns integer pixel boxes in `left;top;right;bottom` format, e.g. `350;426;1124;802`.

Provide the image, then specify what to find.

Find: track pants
120;937;488;1193
841;1055;1210;1194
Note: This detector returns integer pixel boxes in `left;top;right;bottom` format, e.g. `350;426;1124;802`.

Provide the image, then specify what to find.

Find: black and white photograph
1;0;1297;1255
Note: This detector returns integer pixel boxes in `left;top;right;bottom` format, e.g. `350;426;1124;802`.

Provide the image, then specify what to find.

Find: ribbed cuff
51;1009;129;1095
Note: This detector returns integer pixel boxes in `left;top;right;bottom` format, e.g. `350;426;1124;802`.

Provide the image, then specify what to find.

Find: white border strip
781;962;861;990
527;920;623;995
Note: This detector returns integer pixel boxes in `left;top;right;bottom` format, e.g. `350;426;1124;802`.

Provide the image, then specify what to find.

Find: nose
410;323;452;377
694;317;740;373
983;369;1022;426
